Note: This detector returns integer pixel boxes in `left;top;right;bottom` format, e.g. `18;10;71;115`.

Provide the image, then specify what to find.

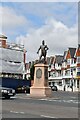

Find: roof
62;51;67;62
69;48;76;58
63;51;67;59
50;56;54;64
25;62;31;70
46;57;51;64
75;44;80;57
46;56;55;64
78;44;80;48
55;55;63;65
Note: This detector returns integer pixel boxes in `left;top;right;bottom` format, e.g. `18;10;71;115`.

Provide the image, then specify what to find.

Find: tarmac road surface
1;91;79;119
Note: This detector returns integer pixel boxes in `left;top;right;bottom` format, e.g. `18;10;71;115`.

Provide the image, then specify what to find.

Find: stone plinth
30;64;52;97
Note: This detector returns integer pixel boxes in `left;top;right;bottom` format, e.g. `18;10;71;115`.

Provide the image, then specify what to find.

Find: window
77;57;80;63
59;82;62;86
67;70;70;76
77;67;80;72
77;72;80;76
67;59;70;65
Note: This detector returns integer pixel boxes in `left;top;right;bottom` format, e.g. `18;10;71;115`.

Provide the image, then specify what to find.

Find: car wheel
5;96;10;99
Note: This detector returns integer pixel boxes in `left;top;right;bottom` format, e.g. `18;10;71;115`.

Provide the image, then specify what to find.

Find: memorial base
30;87;51;97
30;63;52;98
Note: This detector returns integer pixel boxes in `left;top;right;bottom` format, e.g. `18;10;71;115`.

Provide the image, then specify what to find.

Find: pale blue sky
1;2;78;40
0;2;78;61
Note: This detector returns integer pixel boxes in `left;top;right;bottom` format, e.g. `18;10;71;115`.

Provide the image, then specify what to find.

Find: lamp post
23;50;27;80
71;69;74;92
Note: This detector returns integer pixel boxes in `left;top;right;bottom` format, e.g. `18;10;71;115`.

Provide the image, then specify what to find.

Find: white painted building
48;46;80;92
0;35;26;79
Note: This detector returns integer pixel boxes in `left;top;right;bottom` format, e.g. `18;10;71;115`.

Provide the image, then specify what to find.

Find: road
1;91;79;119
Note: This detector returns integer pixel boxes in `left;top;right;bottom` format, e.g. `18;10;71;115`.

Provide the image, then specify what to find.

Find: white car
0;87;15;99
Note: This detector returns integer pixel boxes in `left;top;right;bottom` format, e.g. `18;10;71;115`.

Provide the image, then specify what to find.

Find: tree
30;62;35;80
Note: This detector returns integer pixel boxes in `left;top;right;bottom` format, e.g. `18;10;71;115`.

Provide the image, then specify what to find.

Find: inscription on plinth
36;68;42;79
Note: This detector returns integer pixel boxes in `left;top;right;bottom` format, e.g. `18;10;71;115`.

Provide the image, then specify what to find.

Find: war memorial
30;40;52;97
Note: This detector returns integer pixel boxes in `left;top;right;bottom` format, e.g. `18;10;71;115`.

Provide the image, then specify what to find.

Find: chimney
0;35;7;48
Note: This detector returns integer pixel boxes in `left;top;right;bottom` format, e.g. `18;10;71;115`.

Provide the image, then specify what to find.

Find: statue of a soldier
37;40;49;63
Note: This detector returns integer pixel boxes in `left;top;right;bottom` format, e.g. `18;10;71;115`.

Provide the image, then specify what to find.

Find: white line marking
11;96;17;98
10;111;19;114
16;96;31;99
20;112;25;114
41;115;57;118
38;98;48;101
16;95;78;104
10;111;25;114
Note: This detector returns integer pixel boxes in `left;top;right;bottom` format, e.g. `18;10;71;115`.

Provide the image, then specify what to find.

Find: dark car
16;86;30;93
51;86;58;91
0;87;16;99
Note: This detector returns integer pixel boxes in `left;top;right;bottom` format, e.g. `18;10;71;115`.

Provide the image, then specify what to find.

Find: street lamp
71;69;73;92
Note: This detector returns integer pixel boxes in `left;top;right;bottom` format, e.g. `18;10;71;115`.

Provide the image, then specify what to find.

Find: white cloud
16;18;78;62
0;6;29;30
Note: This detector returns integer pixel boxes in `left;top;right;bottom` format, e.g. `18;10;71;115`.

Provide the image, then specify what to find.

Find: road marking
20;112;25;114
16;96;31;99
10;111;25;114
41;115;57;118
10;111;19;114
11;96;17;99
38;98;48;101
39;98;79;104
62;100;79;104
70;97;77;99
16;96;79;104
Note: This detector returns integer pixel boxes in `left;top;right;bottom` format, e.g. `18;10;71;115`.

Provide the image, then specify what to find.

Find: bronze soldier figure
37;40;49;63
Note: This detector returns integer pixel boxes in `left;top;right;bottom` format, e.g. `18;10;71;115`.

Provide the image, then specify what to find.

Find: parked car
16;86;30;93
0;87;16;99
51;86;58;91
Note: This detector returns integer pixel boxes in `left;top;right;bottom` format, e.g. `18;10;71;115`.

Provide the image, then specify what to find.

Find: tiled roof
55;55;63;65
63;51;67;59
46;56;55;64
78;44;80;49
69;48;76;58
46;57;51;64
50;56;55;64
